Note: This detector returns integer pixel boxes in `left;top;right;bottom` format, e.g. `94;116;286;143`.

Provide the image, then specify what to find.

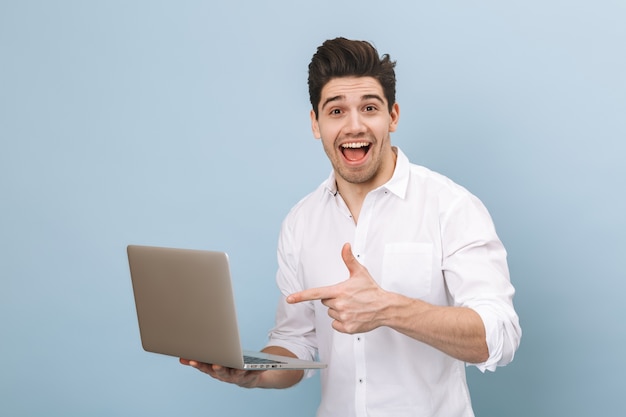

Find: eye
329;108;342;115
364;105;377;112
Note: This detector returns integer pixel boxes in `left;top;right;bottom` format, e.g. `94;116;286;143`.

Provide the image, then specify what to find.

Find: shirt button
359;378;364;384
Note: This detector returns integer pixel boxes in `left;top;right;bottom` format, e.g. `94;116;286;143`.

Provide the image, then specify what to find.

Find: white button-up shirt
267;148;521;417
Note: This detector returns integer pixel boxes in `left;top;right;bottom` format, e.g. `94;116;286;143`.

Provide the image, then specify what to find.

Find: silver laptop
127;245;326;370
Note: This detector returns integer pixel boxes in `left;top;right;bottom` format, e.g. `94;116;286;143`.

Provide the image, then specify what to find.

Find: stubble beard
325;134;384;186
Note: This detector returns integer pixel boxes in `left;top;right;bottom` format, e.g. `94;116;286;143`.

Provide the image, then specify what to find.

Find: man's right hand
179;359;265;388
179;346;304;389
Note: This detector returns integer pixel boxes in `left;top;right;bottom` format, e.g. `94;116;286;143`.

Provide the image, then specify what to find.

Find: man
181;37;521;416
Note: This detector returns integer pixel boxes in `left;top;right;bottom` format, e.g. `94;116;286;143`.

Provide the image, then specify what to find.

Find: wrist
381;291;431;331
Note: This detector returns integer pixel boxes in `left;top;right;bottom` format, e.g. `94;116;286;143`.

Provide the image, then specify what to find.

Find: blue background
1;1;624;416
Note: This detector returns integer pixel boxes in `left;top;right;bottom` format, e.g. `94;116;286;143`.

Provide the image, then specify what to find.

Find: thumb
341;242;362;276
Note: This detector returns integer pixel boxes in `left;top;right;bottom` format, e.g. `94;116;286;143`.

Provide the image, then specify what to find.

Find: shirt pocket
381;242;433;298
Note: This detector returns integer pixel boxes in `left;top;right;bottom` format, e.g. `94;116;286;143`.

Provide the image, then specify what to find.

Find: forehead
320;76;386;102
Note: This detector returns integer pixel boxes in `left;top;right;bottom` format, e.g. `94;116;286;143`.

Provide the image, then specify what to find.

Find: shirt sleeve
441;192;522;372
265;217;319;375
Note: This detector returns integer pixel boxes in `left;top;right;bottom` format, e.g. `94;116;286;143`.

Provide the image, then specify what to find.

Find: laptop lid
127;245;325;370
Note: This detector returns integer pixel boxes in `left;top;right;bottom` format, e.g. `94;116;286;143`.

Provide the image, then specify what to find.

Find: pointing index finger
287;285;336;304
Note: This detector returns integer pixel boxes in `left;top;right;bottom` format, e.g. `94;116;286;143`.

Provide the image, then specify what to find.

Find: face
310;76;400;192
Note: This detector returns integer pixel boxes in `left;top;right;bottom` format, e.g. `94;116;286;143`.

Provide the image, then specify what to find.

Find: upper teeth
342;142;369;149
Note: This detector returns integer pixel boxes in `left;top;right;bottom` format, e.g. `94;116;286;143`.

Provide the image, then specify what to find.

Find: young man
181;37;521;417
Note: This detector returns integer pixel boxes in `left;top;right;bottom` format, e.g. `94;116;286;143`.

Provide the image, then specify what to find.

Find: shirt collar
323;172;339;199
322;146;410;200
384;147;410;199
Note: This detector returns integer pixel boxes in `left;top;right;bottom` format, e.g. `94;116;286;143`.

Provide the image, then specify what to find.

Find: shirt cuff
264;339;319;379
471;304;506;372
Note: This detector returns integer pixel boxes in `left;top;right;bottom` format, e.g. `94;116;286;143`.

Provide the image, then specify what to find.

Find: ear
389;102;400;133
310;109;321;139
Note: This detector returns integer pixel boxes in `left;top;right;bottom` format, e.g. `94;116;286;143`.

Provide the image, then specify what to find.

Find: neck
336;147;397;223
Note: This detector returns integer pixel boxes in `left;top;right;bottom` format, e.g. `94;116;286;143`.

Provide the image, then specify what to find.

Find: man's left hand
287;242;388;334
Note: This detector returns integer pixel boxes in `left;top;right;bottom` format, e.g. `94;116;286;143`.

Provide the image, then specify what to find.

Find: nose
343;110;366;136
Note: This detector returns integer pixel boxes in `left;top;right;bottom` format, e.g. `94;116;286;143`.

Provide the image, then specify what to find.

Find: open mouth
341;142;371;162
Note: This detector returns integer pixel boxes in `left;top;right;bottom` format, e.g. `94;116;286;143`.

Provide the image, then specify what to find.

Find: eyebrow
321;94;386;110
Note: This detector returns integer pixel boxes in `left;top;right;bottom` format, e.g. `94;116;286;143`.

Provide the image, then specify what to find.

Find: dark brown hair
308;37;397;119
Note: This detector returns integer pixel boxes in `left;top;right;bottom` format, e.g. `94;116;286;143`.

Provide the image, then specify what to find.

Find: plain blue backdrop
1;1;624;416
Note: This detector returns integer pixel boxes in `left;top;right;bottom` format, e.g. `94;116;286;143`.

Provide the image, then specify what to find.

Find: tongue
343;147;367;161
